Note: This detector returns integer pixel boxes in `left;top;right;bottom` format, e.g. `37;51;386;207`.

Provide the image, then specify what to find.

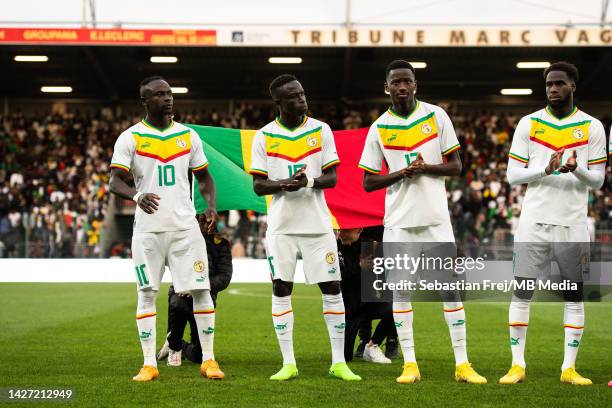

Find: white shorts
265;232;341;284
383;222;455;243
513;221;589;280
131;225;209;293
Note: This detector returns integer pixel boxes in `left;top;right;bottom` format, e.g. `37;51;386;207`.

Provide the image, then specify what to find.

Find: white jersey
110;119;209;233
508;107;607;226
250;116;339;234
358;101;460;229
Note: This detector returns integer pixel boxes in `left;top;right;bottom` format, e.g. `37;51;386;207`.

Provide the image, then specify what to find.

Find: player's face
385;69;417;107
142;80;174;116
545;71;575;108
277;80;308;117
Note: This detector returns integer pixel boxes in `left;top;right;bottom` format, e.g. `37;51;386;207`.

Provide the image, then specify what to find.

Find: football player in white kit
359;60;486;384
500;62;606;385
109;76;224;381
250;74;361;381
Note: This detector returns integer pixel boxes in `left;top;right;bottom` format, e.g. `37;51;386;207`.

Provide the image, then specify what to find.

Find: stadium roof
3;0;611;28
2;45;612;105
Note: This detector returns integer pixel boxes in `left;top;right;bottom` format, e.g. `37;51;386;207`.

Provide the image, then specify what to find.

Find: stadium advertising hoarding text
0;27;217;46
222;27;612;46
1;27;611;47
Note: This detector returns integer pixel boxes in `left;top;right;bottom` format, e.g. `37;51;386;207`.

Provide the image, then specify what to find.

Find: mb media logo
202;327;215;335
139;330;152;340
274;323;288;331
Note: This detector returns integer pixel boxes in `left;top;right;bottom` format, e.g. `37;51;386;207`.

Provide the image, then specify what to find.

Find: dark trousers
167;294;202;364
344;303;398;361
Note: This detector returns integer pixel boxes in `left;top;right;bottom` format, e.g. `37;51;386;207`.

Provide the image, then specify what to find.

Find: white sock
272;295;295;365
322;293;346;365
192;289;215;362
393;291;416;363
509;299;530;368
562;301;584;371
443;302;468;365
136;289;158;367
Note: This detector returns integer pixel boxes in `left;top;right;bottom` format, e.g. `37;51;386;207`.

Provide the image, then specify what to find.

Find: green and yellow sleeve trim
442;143;461;156
509;152;528;164
322;159;340;170
110;163;130;172
191;162;209;173
588;157;607;165
358;164;381;174
249;168;268;176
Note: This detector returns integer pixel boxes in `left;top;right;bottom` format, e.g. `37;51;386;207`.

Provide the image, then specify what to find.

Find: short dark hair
385;60;415;79
269;74;297;98
139;75;166;97
544;62;579;83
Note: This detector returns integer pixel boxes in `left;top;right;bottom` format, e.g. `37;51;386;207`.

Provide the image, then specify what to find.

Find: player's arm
506;116;554;185
560;120;606;189
194;168;219;234
252;169;308;195
415;150;462;177
362;169;408;192
109;169;159;214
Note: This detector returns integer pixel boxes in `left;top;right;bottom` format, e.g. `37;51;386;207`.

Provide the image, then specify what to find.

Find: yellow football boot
560;367;592;385
455;362;487;384
499;365;525;384
200;359;225;380
396;362;420;384
132;365;160;382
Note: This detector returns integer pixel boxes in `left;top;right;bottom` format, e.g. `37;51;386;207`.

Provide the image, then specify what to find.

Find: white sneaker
167;349;182;367
363;344;392;364
156;333;171;361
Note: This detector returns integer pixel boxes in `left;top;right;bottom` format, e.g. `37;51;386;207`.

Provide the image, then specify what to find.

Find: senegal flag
187;125;385;229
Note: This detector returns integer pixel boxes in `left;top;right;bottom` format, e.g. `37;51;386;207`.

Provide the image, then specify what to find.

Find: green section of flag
187;125;266;214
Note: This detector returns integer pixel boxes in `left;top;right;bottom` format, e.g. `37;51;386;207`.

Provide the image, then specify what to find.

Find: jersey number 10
157;165;176;186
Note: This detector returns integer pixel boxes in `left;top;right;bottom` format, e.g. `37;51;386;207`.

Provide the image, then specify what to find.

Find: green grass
0;283;610;407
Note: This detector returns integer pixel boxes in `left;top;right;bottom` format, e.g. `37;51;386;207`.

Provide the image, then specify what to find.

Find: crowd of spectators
1;103;610;258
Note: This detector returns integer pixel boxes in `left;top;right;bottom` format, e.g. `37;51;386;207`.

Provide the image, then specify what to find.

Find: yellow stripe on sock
272;309;293;317
444;306;464;313
136;313;156;320
393;309;413;314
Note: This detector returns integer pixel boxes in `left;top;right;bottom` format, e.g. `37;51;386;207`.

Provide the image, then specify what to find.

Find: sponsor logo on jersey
388;134;398;142
176;138;187;148
274;323;288;331
534;129;545;135
328;267;337;274
202;327;215;335
421;123;432;134
572;129;584;139
140;141;151;148
270;142;280;149
139;329;153;340
306;136;318;147
325;251;336;264
194;260;205;273
567;339;580;348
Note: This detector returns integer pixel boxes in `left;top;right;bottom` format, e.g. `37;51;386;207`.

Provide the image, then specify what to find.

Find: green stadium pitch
0;283;610;407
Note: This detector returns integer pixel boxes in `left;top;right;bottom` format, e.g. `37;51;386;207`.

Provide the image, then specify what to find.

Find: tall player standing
109;76;224;381
250;74;361;381
500;62;606;385
358;60;486;384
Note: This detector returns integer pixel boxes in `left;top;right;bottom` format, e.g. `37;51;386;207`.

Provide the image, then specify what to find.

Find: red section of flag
324;128;386;229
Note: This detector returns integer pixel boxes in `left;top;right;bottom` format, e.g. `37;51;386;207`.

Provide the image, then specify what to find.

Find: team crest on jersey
193;260;205;273
306;136;318;147
572;129;585;139
325;251;336;265
421;123;432;135
176;138;187;148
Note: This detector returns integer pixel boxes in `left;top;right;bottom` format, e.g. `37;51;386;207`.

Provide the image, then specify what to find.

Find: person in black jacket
157;214;233;365
338;226;398;363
